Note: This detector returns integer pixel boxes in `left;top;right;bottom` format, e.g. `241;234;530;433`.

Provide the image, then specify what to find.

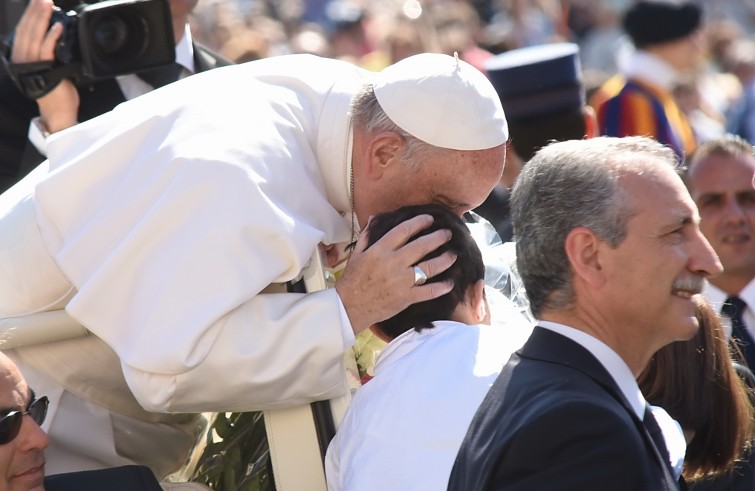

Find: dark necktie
722;296;755;370
136;63;184;89
643;406;671;470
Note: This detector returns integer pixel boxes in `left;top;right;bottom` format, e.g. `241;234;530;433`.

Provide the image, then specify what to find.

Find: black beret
484;43;584;121
623;1;702;48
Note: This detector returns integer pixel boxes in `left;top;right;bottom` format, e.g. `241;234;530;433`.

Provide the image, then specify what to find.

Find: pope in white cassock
0;52;509;475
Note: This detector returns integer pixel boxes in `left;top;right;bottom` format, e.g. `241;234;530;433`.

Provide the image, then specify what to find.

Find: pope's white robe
1;54;374;415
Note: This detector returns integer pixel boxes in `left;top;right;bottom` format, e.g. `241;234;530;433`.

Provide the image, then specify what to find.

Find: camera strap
1;55;81;100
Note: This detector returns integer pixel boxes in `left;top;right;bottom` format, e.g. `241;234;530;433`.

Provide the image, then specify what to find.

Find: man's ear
564;226;605;288
366;132;404;178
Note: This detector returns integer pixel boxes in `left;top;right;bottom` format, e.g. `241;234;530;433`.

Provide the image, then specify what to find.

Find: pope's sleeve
32;72;360;413
34;117;357;413
122;288;354;412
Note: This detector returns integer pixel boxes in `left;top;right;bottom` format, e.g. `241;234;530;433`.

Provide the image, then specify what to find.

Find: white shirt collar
703;282;728;307
649;404;687;480
619;49;679;91
538;321;646;419
704;279;755;310
373;321;454;375
704;278;755;338
741;279;755;309
175;24;195;73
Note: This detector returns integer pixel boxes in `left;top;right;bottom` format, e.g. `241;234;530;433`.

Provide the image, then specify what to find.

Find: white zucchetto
373;53;508;151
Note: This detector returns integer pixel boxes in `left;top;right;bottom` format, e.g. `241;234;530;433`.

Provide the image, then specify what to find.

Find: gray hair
350;84;448;169
511;136;679;318
684;134;754;189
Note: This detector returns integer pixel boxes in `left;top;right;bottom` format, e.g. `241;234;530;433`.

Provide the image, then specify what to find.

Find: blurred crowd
186;0;755;147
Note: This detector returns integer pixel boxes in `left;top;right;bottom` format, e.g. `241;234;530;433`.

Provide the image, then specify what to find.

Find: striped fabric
596;78;696;159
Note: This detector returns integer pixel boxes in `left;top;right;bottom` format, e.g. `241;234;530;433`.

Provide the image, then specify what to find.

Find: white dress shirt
703;278;755;341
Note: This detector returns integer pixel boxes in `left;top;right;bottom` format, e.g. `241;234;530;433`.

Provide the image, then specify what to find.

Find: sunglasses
0;395;48;445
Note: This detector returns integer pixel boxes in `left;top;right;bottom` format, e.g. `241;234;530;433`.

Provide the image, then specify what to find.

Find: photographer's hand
12;0;79;134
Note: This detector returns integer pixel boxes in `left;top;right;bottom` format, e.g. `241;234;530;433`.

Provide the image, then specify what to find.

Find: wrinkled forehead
621;164;697;217
0;359;28;410
688;153;755;189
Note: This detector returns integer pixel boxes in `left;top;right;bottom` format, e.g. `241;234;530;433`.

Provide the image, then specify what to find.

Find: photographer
0;0;229;478
0;0;230;193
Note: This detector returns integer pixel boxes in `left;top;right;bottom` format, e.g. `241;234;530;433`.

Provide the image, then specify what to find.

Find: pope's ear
564;226;605;287
367;132;404;176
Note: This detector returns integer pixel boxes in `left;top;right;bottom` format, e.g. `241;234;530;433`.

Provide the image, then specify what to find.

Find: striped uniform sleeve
598;89;659;141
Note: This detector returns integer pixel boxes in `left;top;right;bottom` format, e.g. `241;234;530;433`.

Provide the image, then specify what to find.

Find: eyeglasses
0;396;48;445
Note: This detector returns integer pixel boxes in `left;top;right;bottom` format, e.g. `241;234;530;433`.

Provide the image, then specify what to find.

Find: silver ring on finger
413;266;428;286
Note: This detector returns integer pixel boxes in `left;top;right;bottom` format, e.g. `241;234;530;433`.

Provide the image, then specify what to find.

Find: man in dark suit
683;135;755;491
448;136;723;490
0;0;230;193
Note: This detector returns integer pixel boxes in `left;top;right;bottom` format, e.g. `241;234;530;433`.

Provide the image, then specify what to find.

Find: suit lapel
519;328;621;399
519;328;680;489
192;43;232;73
77;79;127;121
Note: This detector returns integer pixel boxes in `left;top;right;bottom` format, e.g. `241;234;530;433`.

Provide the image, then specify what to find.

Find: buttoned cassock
2;54;376;416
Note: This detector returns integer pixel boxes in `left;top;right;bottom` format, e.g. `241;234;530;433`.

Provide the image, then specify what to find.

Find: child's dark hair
365;204;485;339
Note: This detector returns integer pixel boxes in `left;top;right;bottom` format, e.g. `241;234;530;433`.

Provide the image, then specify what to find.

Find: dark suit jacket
44;465;163;491
473;183;513;243
447;327;680;491
0;42;231;192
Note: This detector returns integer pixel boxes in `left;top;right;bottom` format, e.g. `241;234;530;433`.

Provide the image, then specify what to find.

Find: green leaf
191;411;274;491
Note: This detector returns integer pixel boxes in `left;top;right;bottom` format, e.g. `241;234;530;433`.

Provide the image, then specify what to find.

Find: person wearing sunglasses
0;351;48;491
0;351;214;491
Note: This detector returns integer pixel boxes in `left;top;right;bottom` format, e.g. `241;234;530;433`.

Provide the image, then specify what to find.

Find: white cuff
27;118;49;157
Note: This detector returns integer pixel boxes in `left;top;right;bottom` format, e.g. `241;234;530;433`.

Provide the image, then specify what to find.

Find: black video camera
2;0;175;99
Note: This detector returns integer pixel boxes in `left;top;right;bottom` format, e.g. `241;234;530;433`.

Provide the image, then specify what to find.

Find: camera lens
79;0;173;79
92;15;129;53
